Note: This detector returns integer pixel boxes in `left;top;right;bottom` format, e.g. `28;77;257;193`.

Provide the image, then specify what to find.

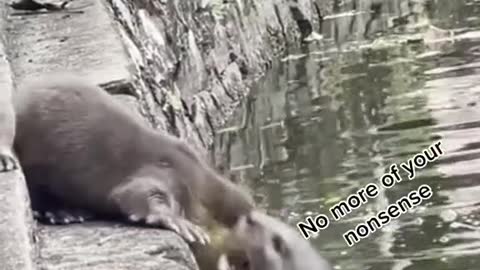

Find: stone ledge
3;0;198;269
6;0;132;86
0;5;36;268
37;223;197;270
0;169;35;270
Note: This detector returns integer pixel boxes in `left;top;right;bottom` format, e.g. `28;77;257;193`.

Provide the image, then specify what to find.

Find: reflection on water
214;0;480;270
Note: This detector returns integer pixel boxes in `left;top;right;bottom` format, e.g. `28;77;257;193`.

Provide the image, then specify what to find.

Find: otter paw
145;214;210;245
34;209;93;225
0;152;18;172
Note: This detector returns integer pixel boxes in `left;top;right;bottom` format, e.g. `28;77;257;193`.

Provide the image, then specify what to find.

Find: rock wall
0;0;332;269
107;0;329;154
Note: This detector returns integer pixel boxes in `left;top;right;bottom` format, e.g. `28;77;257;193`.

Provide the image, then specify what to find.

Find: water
214;1;480;270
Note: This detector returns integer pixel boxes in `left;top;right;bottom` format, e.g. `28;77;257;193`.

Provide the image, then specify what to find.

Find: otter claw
34;209;92;225
165;218;182;236
0;153;17;172
146;214;209;244
129;214;141;223
190;223;210;245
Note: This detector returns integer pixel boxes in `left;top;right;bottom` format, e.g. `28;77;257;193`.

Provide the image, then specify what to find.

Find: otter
13;74;254;244
217;210;332;270
0;79;17;173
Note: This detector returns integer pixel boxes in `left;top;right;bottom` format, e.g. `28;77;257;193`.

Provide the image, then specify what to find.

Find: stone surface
2;0;197;269
0;4;36;270
37;223;197;270
107;0;327;155
0;170;36;270
6;0;132;87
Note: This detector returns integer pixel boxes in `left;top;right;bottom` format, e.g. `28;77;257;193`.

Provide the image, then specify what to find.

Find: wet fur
13;74;254;242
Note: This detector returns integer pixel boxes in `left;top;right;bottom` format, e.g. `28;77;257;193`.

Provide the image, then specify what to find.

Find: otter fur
218;210;332;270
0;78;17;173
13;74;254;244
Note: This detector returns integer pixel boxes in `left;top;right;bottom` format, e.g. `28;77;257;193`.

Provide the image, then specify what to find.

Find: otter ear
272;234;288;256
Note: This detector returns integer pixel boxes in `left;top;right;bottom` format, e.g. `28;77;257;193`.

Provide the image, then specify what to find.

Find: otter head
218;210;332;270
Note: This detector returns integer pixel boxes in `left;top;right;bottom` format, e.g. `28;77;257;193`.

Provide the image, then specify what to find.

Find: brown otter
13;74;254;244
218;210;332;270
0;79;17;173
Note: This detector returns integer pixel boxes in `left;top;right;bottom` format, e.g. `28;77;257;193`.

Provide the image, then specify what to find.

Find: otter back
13;74;254;245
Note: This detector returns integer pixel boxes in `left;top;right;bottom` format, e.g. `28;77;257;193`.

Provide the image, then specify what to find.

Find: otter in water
218;210;332;270
0;79;17;173
13;74;254;244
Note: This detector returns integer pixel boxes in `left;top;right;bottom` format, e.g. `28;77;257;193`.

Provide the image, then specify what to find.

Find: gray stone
107;0;325;153
3;0;199;269
0;170;36;270
0;5;36;270
6;0;132;87
37;223;198;270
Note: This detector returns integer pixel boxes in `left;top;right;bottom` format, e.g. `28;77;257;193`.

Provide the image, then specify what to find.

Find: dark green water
215;1;480;269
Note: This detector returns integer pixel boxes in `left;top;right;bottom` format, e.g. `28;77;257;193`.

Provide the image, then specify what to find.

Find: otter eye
272;234;286;255
245;214;255;226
